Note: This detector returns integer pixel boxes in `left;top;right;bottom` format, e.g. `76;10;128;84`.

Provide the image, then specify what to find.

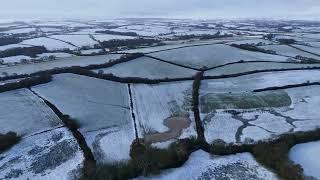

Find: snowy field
21;37;77;51
1;55;32;64
201;70;320;93
0;128;84;180
200;85;320;144
49;35;98;48
132;81;196;142
119;38;240;54
93;34;135;42
305;41;320;48
109;25;171;36
205;62;320;76
32;74;134;163
141;150;277;179
0;54;121;77
301;33;320;40
261;44;320;59
149;44;290;69
0;44;32;51
2;27;36;34
289;141;320;179
80;49;102;55
94;56;198;79
291;44;320;56
1;19;320;179
37;52;75;58
0;88;61;136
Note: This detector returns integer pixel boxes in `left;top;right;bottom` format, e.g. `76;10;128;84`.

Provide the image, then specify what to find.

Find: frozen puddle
138;150;277;179
0;128;84;180
289;141;320;179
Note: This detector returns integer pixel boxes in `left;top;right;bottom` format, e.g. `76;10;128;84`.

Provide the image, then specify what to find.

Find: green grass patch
200;90;291;113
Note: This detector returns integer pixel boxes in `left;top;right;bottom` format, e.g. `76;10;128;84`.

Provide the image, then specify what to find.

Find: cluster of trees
0;132;20;153
95;30;138;37
86;138;198;179
277;38;297;44
0;46;48;58
0;37;22;46
96;38;162;50
0;74;52;93
230;44;276;54
263;34;275;40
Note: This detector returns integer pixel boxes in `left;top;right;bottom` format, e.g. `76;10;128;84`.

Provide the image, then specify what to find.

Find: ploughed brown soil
144;116;191;144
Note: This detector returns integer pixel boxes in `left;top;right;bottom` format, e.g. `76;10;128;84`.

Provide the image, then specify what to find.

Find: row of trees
96;38;162;50
173;32;233;41
95;30;138;37
0;37;22;46
230;43;276;54
0;46;48;58
0;74;52;93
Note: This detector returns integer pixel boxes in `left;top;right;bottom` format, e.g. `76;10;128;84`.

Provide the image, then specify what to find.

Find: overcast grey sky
0;0;319;20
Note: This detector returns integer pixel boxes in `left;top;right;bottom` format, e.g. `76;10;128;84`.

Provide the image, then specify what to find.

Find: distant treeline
0;37;22;46
230;44;276;54
173;33;233;41
96;38;162;50
0;46;48;58
95;30;138;37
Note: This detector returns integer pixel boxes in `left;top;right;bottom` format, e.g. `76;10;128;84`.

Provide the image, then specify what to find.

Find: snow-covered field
140;150;277;179
132;81;196;140
93;34;135;42
0;88;61;136
261;44;320;59
0;44;32;51
149;44;290;69
201;70;320;93
49;35;98;48
2;27;36;34
291;44;320;56
0;128;84;180
305;41;320;48
205;62;320;76
301;33;320;40
200;85;320;144
289;141;320;179
32;74;134;163
21;37;77;51
0;54;121;77
80;49;102;55
37;52;75;59
109;25;171;36
1;55;31;64
2;19;320;179
94;56;198;79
